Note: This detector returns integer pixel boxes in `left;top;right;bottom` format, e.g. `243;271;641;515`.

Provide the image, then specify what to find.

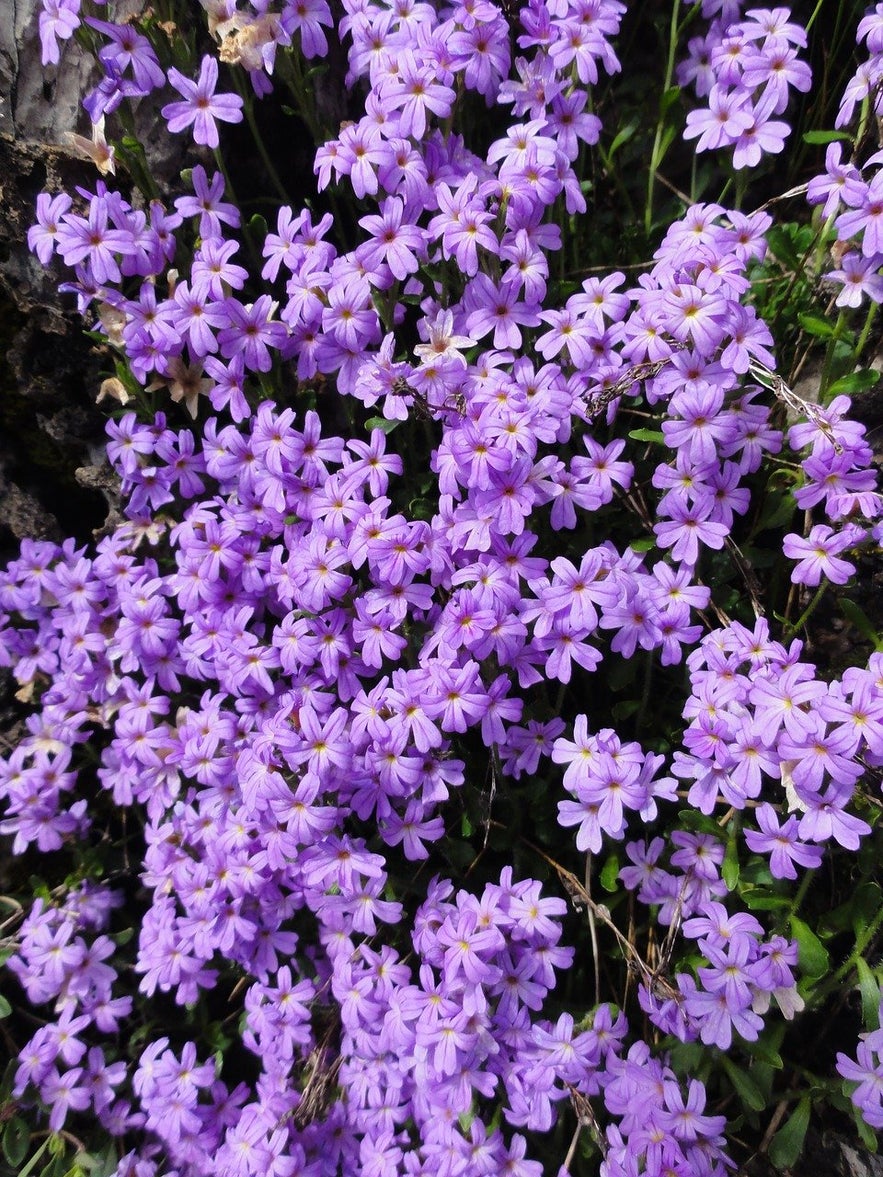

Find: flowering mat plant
4;0;883;1173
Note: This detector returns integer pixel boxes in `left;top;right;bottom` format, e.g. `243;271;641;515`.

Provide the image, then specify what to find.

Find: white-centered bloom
414;309;476;365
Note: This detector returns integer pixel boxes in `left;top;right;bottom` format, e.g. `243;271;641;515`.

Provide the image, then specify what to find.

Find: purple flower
41;1066;91;1130
55;195;135;286
175;166;241;238
39;0;80;66
782;523;858;586
283;0;333;59
161;55;244;149
838;1018;883;1129
87;17;166;93
27;192;72;266
731;107;790;169
428;179;498;275
357;197;424;281
465;274;541;350
377;49;455;140
838;170;883;258
217;296;288;373
828;251;883;307
684;88;754;151
807;142;860;219
654;499;729;567
192;237;248;299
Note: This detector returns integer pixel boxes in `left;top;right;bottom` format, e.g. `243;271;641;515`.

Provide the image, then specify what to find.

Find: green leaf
628;428;665;444
856;958;881;1030
248;214;268;238
798;312;836;339
3;1116;30;1168
15;1135;51;1177
444;837;476;871
676;810;722;836
741;892;790;912
79;1147;118;1177
600;853;621;894
721;1056;766;1111
364;416;400;434
657;124;680;160
821;881;882;937
803;129;853;145
768;1097;811;1169
790;915;830;979
853;1104;880;1151
753;491;795;534
722;834;739;892
766;225;802;270
630;537;657;553
826;369;881;396
668;1039;706;1074
408;498;435;521
607;118;639;160
660;85;682;116
744;1036;783;1069
739;859;776;888
612;699;640;722
40;1153;70;1177
853;883;883;938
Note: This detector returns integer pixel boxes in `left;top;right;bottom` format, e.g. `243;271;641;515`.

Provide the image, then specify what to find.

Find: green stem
855;299;879;360
212;147;240;214
773;218;835;364
780;868;815;932
734;169;748;211
853;94;872;162
785;581;829;637
373;281;401;334
689;149;699;205
834;904;883;984
116;105;161;201
819;308;850;403
803;0;827;34
278;48;326;144
19;1138;53;1177
635;649;654;735
597;142;637;223
644;0;682;238
811;209;837;279
237;81;290;203
810;901;883;1008
213;148;263;274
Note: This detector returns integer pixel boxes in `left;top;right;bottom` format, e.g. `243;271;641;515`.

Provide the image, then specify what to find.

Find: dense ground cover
2;0;883;1174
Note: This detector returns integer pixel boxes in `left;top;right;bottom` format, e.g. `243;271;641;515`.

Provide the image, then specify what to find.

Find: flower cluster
681;4;811;167
7;884;132;1134
4;0;883;1172
799;6;883;315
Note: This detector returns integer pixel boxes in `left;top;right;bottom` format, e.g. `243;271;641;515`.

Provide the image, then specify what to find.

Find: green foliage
790;916;830;981
768;1097;812;1169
